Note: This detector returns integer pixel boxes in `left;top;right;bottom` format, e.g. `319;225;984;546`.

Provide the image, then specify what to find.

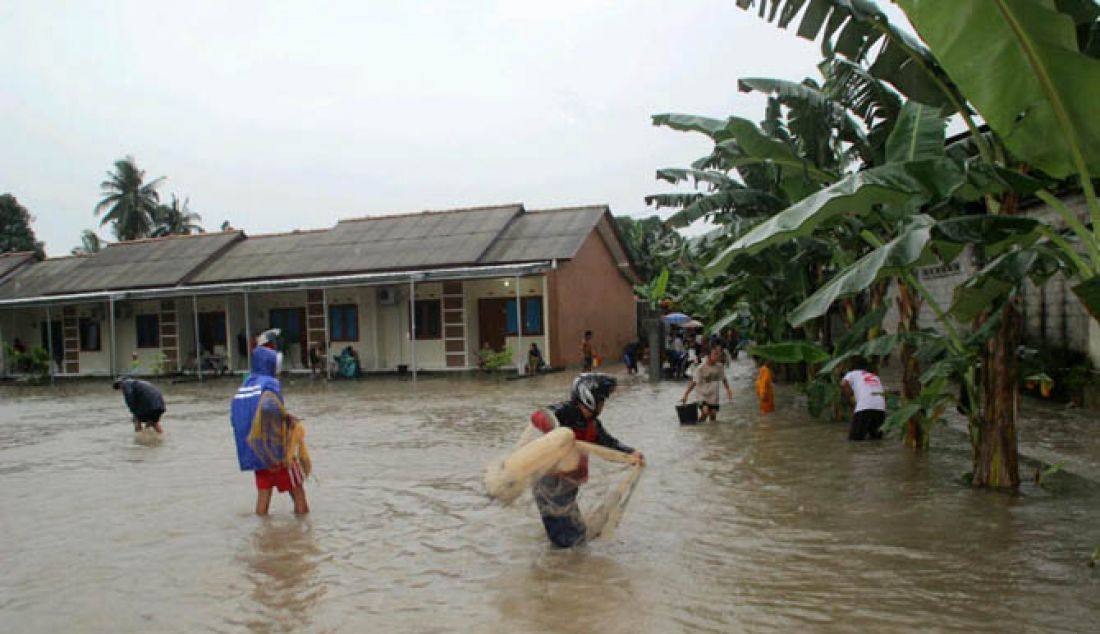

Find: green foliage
71;229;104;256
0;193;45;258
478;346;513;371
4;344;50;377
898;0;1100;180
94;156;165;242
750;340;830;364
152;194;204;237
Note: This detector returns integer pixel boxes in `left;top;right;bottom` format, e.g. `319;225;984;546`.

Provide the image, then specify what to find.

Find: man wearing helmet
528;372;645;547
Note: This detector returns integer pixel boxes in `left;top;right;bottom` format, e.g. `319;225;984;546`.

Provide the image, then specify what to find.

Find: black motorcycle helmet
571;372;617;411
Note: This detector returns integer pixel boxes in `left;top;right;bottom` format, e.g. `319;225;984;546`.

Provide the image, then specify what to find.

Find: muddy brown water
1;360;1098;633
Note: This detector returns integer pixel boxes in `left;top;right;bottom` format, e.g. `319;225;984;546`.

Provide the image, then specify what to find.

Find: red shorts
254;463;303;492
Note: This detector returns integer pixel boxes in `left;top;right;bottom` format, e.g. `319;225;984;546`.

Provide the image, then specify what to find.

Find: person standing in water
529;373;644;547
754;356;775;414
231;344;310;515
680;344;734;422
113;377;166;433
580;330;595;371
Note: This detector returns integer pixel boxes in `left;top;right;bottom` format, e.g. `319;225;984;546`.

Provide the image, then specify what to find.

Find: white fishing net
484;409;643;542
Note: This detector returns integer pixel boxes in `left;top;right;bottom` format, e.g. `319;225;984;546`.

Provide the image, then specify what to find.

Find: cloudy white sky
2;1;908;256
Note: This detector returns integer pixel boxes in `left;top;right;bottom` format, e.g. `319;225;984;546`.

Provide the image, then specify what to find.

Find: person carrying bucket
230;343;311;515
528;373;644;547
680;343;733;422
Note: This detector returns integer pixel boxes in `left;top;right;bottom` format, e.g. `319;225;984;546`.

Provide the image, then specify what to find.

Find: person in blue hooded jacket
232;343;310;515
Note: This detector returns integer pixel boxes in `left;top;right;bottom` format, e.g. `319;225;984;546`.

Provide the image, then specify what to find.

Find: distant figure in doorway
680;344;733;422
309;342;326;378
113;377;166;433
754;356;775;414
527;342;545;376
581;330;595;371
841;359;887;441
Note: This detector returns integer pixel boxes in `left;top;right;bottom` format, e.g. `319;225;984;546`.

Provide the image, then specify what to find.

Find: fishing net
248;391;312;478
485;409;643;542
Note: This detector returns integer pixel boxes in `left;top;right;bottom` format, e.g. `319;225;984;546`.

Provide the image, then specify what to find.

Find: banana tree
735;0;1100;490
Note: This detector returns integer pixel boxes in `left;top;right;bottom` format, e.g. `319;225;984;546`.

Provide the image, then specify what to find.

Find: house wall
548;231;637;367
463;276;546;370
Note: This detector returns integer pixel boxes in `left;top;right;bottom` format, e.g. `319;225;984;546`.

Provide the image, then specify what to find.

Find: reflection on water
1;361;1098;633
237;519;323;634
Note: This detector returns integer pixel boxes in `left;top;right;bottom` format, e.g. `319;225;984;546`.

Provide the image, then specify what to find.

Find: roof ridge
240;227;333;239
106;229;241;247
525;204;609;214
337;203;523;225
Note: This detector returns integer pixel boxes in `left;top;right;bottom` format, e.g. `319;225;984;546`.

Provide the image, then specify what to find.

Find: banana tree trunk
896;280;927;450
973;300;1021;489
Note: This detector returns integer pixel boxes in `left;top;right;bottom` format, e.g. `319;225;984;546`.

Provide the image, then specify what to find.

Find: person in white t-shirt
840;358;887;441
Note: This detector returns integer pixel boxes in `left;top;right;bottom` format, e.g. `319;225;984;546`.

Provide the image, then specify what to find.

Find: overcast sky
2;1;910;256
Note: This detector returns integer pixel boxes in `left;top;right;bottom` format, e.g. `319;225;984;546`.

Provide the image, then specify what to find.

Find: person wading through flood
529;373;644;547
231;334;311;515
680;343;734;422
113;377;166;433
840;358;887;441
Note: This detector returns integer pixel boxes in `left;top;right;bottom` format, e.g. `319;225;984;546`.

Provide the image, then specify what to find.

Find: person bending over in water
113;377;166;433
231;345;311;515
529;373;644;548
840;358;887;441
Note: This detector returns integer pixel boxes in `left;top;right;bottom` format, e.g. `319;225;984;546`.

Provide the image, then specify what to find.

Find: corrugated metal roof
191;204;523;283
0;256;92;300
0;252;35;282
479;206;606;263
0;232;242;299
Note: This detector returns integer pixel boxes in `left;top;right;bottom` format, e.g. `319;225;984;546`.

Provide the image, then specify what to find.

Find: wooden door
478;298;508;352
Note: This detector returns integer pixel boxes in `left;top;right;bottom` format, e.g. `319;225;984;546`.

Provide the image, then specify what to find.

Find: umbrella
662;312;691;325
683;319;704;328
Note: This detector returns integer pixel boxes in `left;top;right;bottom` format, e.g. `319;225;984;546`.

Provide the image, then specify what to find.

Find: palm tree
94;156;165;241
70;229;105;255
152;194;204;237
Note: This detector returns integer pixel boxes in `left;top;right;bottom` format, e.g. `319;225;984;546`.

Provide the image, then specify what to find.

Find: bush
478;346;513;371
4;344;50;377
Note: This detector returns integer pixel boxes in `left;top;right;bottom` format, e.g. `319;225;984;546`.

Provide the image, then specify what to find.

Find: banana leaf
788;215;937;326
898;0;1100;179
885;100;946;164
1072;276;1100;322
735;0;959;110
751;340;831;364
709;158;967;269
653;113;838;184
950;245;1067;322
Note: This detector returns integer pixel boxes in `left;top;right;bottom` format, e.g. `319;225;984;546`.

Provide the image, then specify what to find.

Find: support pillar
243;291;251;373
515;274;523;375
193;295;202;382
542;274;550;368
46;306;54;384
109;297;117;378
409;277;417;380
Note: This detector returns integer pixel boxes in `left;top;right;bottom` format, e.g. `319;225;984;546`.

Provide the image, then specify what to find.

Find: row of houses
0;203;640;378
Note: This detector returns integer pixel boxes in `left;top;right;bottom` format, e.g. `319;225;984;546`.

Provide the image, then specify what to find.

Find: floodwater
1;360;1098;633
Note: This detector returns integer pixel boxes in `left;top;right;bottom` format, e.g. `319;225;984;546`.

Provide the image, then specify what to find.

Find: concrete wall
548;230;637;367
880;193;1099;367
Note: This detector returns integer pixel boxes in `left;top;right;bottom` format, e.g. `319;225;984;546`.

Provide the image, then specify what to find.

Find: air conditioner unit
377;287;397;305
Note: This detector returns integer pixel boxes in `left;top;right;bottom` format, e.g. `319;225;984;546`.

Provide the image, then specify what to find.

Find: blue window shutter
505;300;518;335
523;298;542;333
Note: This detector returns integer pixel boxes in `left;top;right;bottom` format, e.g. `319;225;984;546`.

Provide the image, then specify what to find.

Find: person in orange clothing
754;356;775;414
